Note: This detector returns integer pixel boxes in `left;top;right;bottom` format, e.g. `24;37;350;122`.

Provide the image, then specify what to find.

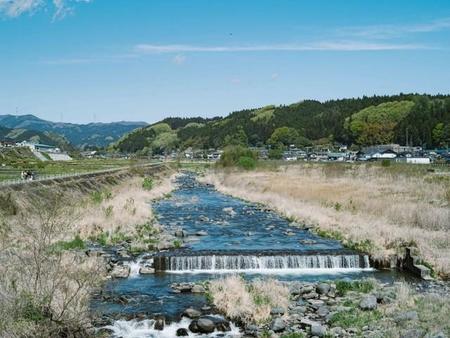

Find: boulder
174;229;186;238
316;283;331;295
197;317;215;333
223;207;236;216
394;311;418;323
176;328;189;336
110;265;130;278
139;266;155;274
183;308;201;319
191;284;206;293
311;324;327;337
196;231;208;236
270;307;285;316
154;317;164;331
188;320;199;333
271;317;286;332
359;295;377;310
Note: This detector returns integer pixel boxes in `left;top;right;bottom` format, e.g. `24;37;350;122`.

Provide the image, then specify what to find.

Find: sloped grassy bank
0;164;175;337
200;163;450;279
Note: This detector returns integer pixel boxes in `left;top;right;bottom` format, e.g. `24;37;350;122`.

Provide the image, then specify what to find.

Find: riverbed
92;173;401;337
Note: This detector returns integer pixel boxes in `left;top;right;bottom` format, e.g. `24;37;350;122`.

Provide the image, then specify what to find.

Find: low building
406;157;431;164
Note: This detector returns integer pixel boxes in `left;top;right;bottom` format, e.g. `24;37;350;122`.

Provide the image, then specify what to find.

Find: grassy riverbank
201;162;450;278
0;165;175;337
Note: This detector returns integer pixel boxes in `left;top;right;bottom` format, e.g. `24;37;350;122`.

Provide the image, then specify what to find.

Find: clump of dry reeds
209;275;289;324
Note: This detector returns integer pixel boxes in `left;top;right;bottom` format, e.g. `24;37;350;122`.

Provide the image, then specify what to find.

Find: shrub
103;205;114;218
381;159;391;167
52;235;86;251
218;146;257;168
0;193;18;216
238;156;257;170
268;148;283;160
142;177;154;190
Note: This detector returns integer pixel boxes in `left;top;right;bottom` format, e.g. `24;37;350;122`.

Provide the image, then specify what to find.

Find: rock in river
191;284;206;293
183;308;201;319
196;317;215;333
176;328;189;336
154;316;164;331
110;265;130;278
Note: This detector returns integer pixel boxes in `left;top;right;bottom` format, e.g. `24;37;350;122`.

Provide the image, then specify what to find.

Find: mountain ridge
0;114;148;148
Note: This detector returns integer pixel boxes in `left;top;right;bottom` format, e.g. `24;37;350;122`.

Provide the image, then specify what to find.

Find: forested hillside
0;114;147;148
0;125;73;150
113;94;450;154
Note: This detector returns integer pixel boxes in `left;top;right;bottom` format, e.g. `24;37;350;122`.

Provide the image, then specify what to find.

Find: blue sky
1;0;450;123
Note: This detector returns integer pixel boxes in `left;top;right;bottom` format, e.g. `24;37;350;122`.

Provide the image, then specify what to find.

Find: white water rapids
103;317;241;338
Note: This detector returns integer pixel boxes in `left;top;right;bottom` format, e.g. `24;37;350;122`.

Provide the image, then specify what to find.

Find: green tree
433;123;445;146
268;127;299;148
223;126;248;146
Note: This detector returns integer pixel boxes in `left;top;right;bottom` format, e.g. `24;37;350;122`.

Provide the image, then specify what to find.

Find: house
20;141;60;153
406;157;431;164
0;140;16;148
358;146;397;160
327;152;347;162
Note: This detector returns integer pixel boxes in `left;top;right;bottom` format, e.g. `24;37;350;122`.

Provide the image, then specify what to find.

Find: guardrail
0;162;163;187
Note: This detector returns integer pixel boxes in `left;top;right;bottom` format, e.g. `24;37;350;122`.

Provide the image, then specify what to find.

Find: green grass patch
335;279;376;296
142;177;154;190
52;235;86;251
280;333;306;338
330;309;382;329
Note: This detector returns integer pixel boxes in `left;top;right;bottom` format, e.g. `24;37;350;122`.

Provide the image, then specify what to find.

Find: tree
433;123;445;146
268;127;299;148
223;126;248;146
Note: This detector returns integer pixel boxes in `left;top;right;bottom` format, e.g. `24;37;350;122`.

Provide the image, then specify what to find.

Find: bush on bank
217;146;258;170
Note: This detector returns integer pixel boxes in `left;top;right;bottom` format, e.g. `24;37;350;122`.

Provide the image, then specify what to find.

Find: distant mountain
0;125;72;150
0;114;148;148
113;93;450;154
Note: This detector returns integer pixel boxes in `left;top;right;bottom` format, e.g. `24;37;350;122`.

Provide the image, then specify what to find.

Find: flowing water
92;173;398;337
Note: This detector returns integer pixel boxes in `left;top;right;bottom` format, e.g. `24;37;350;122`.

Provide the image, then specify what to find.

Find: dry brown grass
209;275;290;324
75;174;175;240
0;169;176;336
201;163;450;276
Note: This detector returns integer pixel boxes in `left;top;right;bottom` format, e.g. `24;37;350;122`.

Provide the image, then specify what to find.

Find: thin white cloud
340;18;450;39
0;0;92;19
172;54;186;65
135;41;426;53
0;0;43;17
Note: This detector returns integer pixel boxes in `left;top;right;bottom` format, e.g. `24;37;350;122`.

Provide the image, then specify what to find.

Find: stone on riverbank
110;265;130;278
359;295;377;310
311;323;327;337
271;317;286;332
191;284;206;293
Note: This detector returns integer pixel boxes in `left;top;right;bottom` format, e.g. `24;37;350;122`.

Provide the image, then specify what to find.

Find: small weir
154;250;371;272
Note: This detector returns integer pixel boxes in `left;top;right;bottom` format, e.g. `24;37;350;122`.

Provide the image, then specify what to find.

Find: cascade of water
124;257;143;278
164;254;370;272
